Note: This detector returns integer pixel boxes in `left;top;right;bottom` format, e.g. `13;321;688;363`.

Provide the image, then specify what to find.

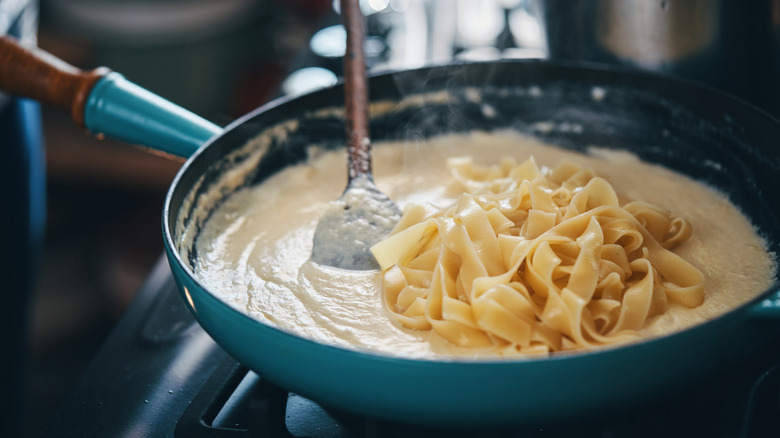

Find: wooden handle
0;36;109;128
341;0;371;180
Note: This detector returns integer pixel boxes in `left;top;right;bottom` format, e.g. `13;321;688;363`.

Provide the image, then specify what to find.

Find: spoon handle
0;35;108;128
341;0;372;181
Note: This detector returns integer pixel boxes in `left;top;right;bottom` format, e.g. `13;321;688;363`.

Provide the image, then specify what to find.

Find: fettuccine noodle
371;156;705;355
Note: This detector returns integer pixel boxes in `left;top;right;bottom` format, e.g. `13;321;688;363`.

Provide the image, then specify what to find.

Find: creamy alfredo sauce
192;131;776;359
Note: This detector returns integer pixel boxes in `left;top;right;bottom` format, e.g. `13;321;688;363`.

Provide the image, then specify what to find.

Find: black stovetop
43;257;780;437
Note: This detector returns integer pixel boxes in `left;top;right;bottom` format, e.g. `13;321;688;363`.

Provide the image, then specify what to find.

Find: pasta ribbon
371;156;705;356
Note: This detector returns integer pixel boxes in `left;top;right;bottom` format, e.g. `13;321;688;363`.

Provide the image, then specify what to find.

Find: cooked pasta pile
371;156;705;355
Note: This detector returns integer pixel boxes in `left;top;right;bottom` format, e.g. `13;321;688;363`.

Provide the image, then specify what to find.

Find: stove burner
43;258;780;437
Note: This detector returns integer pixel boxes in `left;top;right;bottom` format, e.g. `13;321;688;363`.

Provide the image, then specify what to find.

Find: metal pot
2;37;779;428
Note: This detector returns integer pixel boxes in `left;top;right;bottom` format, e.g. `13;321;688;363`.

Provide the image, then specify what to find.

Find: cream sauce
192;131;776;359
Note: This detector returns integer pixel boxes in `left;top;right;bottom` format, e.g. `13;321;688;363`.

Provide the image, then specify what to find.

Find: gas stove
42;256;779;437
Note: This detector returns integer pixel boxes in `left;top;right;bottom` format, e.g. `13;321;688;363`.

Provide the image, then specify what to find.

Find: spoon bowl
310;0;400;270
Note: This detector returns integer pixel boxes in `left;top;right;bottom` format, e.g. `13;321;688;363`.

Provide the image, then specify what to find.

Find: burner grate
741;362;780;438
173;348;780;438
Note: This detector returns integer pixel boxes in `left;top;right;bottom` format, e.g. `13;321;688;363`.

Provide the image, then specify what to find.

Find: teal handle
84;72;222;158
750;289;780;319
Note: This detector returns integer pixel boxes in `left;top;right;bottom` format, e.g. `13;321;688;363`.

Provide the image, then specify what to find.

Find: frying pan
2;36;780;428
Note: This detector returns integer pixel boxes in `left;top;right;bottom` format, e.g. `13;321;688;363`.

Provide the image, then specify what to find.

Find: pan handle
0;36;221;158
750;289;780;320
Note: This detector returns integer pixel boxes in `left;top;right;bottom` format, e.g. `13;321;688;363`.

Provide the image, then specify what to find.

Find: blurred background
3;0;780;436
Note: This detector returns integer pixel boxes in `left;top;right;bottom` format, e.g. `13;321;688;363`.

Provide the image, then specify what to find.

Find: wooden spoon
310;0;401;270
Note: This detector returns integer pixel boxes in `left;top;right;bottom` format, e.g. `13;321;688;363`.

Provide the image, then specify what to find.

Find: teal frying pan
2;36;779;428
